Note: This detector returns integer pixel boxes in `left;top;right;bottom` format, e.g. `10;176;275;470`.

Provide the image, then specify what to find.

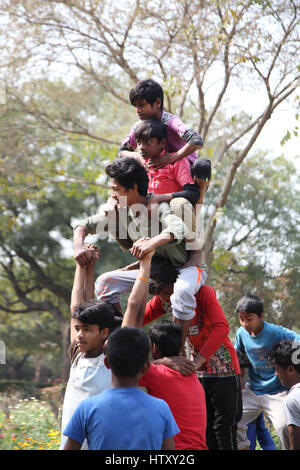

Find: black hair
149;256;178;295
129;79;164;111
236;293;264;317
149;321;182;357
105;157;148;196
191;159;211;181
72;299;122;332
134;118;167;143
105;326;150;377
237;350;251;369
268;339;300;374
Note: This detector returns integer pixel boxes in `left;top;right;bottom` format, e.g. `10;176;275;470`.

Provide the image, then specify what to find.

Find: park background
0;0;299;450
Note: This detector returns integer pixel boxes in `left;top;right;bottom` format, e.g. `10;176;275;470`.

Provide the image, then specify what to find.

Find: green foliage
210;153;300;331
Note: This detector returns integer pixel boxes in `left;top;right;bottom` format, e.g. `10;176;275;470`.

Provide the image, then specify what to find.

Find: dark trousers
200;375;242;450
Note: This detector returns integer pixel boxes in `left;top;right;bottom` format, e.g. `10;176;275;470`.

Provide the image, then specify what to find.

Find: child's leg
94;269;138;305
236;383;264;449
201;375;242;450
170;266;207;320
170;197;201;250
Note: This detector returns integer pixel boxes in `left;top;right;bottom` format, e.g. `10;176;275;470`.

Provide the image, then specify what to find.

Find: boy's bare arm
130;232;174;260
162;436;175;450
193;353;207;371
288;424;300;450
84;246;100;301
70;264;86;320
172;317;192;356
71;246;99;311
148;143;200;170
73;226;97;268
122;246;154;328
70;245;99;342
63;437;82;450
118;260;140;271
153;355;196;376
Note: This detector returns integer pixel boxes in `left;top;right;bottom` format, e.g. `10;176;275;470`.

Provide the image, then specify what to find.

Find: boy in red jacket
146;256;242;450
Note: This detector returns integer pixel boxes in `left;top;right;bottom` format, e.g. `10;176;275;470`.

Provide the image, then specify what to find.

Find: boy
134;118;209;253
134;118;211;205
268;339;300;450
237;350;276;450
120;78;204;169
73;157;207;347
140;321;208;450
134;118;200;206
104;240;207;450
144;256;242;450
59;245;122;450
63;249;180;450
235;293;300;450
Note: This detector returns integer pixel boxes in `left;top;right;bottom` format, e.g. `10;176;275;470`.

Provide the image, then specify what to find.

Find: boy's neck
146;149;165;164
289;375;300;388
154;109;163;120
111;374;139;388
84;345;103;358
251;321;265;337
129;194;149;207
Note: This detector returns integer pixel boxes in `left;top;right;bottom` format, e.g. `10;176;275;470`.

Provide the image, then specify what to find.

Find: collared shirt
146;155;195;195
120;111;203;163
284;383;300;427
74;201;189;267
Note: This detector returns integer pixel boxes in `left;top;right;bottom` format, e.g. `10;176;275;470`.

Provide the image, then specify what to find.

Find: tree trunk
60;320;71;382
33;353;44;383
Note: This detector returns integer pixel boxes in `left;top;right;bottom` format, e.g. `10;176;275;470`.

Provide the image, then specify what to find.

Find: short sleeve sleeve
63;402;87;445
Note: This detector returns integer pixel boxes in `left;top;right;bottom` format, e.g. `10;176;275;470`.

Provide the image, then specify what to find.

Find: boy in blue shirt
63;327;179;450
235;293;300;450
63;249;180;451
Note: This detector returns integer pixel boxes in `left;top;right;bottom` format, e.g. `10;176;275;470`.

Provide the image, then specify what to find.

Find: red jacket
144;285;240;377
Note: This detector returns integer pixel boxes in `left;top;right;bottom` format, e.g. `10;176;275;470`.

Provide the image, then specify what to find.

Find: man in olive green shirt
73;157;206;347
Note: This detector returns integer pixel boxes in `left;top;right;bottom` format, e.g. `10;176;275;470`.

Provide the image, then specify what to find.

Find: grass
0;391;280;451
0;394;62;450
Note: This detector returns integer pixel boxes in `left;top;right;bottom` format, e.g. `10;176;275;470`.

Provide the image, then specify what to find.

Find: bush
0;380;52;398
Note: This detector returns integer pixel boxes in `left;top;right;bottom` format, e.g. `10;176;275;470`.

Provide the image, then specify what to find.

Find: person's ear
160;138;167;149
104;355;111;370
154;97;161;108
130;183;138;194
141;359;151;375
100;327;109;340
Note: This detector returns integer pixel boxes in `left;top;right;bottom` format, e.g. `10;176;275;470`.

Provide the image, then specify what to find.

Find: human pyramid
60;79;300;451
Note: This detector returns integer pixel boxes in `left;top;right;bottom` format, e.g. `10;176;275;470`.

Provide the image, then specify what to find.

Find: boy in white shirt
59;245;122;450
268;339;300;450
